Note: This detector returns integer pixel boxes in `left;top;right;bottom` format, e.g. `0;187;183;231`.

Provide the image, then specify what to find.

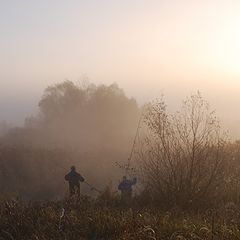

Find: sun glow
210;17;240;77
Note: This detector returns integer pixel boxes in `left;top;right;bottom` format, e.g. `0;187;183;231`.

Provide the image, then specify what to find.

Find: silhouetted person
118;176;137;203
65;166;84;198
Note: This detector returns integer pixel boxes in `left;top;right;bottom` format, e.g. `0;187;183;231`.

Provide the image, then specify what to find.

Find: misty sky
1;0;240;138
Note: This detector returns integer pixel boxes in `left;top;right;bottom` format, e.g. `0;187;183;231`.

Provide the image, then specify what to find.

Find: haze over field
1;0;240;137
3;2;240;239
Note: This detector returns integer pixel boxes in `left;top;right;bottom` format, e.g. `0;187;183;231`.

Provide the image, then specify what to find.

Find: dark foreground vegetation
1;197;240;240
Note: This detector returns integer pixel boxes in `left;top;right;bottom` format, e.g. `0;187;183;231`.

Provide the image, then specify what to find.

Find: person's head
71;166;76;171
123;176;127;181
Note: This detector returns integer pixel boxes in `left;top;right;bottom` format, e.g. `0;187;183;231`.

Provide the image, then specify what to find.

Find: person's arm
65;173;69;181
78;173;85;182
131;177;137;185
118;182;123;190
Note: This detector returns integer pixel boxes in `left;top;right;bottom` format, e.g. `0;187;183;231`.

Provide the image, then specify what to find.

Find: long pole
84;181;102;193
125;111;143;176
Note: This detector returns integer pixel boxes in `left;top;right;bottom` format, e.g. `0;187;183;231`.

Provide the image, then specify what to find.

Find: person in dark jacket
65;166;85;198
118;176;137;203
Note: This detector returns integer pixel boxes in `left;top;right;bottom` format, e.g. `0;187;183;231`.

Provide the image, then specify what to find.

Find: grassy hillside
1;197;240;240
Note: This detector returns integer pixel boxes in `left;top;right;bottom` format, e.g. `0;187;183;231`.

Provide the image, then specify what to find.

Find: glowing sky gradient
0;0;240;138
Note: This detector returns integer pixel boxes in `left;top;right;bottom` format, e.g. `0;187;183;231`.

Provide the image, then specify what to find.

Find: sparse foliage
137;93;227;208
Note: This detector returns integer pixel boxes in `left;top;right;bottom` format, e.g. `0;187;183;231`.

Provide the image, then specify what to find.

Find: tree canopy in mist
0;81;140;199
24;80;140;150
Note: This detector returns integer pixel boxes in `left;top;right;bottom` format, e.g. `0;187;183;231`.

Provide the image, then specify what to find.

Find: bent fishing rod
125;110;144;176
